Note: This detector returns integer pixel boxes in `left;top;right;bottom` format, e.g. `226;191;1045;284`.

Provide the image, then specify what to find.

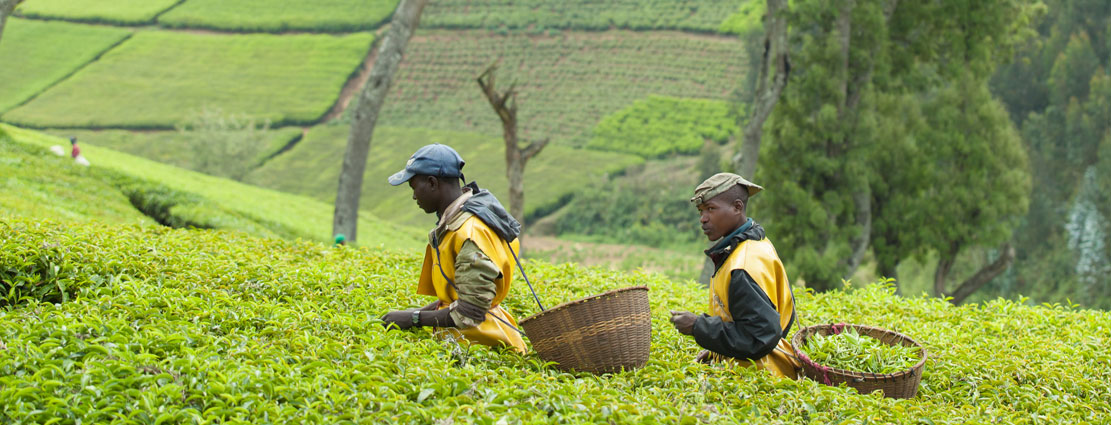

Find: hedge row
1;217;1108;423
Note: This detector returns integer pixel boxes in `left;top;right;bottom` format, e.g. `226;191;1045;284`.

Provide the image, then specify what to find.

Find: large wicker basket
519;286;651;374
791;323;927;399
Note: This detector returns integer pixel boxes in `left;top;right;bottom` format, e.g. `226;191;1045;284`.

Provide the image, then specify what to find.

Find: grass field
3;217;1109;422
14;0;181;25
3;124;422;249
421;0;741;33
3;30;374;129
244;124;643;227
378;30;746;147
51;127;302;173
157;0;399;33
0;19;131;113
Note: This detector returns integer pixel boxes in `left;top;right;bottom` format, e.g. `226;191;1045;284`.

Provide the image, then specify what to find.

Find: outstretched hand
381;309;416;330
669;310;697;335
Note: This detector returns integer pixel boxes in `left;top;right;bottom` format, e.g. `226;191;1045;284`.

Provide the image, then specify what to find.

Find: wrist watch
411;310;421;327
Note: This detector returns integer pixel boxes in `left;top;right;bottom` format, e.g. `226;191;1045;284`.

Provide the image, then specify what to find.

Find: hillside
1;124;422;249
1;0;748;253
1;216;1108;422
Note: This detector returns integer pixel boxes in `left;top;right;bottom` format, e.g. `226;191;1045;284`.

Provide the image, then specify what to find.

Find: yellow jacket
697;220;800;378
418;214;527;353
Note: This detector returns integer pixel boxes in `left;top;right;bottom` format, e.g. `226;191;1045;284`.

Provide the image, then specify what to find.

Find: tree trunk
935;244;1016;305
844;186;872;278
734;0;790;178
332;0;427;244
477;64;550;223
0;0;25;46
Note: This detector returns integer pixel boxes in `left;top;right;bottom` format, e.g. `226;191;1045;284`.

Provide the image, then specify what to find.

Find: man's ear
426;176;440;191
733;198;746;214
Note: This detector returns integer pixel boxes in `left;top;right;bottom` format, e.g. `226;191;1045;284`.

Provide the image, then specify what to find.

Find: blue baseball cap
387;144;466;186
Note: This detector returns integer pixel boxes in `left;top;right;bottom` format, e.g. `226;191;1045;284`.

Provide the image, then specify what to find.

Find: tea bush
14;0;180;25
587;95;735;158
1;217;1109;423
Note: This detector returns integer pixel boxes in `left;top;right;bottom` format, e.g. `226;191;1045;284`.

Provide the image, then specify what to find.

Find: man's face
408;176;437;214
697;195;744;241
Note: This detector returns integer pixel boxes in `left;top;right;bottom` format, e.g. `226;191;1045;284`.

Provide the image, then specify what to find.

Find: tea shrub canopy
587;95;735;158
1;217;1109;423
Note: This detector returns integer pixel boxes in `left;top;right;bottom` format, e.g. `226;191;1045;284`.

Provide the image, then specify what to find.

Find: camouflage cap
690;172;763;205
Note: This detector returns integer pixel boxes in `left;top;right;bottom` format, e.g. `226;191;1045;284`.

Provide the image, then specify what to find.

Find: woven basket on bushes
519;286;651;374
791;323;927;399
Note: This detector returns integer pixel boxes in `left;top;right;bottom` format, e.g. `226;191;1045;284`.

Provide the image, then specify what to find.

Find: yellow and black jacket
417;183;527;353
693;218;800;378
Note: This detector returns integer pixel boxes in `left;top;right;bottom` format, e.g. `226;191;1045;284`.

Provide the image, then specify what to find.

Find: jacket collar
704;218;765;270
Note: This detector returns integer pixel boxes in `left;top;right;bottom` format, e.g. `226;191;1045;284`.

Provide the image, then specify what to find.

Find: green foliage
3;30;373;129
52;127;301;178
14;0;179;25
554;158;704;248
173;107;283;181
379;30;747;147
758;0;1037;291
157;0;399;33
986;1;1111;308
719;0;766;36
244;124;642;228
587;95;735;158
1;217;1110;422
2;124;423;249
421;0;738;33
799;327;920;374
0;18;131;113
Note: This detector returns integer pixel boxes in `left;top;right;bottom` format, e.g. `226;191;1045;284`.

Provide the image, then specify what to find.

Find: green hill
1;216;1107;423
1;124;422;249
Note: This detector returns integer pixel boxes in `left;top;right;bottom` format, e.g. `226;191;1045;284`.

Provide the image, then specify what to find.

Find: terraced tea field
421;0;740;32
0;19;131;113
379;30;747;147
3;31;374;129
13;0;180;25
158;0;400;33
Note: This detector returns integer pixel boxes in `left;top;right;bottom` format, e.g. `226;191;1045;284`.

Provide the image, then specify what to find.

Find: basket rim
791;323;927;380
519;285;649;326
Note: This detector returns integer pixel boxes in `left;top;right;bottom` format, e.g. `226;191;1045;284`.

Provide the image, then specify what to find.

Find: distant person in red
70;137;80;158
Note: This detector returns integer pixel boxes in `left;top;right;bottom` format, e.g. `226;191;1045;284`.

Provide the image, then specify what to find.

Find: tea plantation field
1;216;1108;423
378;30;746;147
420;0;739;32
3;31;374;129
157;0;400;33
0;19;131;113
244;124;643;227
1;124;422;249
13;0;180;25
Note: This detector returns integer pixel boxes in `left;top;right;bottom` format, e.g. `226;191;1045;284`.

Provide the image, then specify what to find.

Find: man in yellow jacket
669;173;800;378
380;144;527;353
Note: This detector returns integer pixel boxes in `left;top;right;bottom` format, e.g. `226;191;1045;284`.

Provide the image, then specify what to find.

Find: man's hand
381;309;417;330
696;349;712;364
669;310;697;335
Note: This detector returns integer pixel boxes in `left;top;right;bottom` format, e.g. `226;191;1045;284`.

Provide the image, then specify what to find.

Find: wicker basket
791;323;927;399
519;286;651;374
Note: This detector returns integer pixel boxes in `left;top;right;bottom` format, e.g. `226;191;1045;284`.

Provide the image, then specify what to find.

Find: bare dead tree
333;0;427;244
476;63;550;223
